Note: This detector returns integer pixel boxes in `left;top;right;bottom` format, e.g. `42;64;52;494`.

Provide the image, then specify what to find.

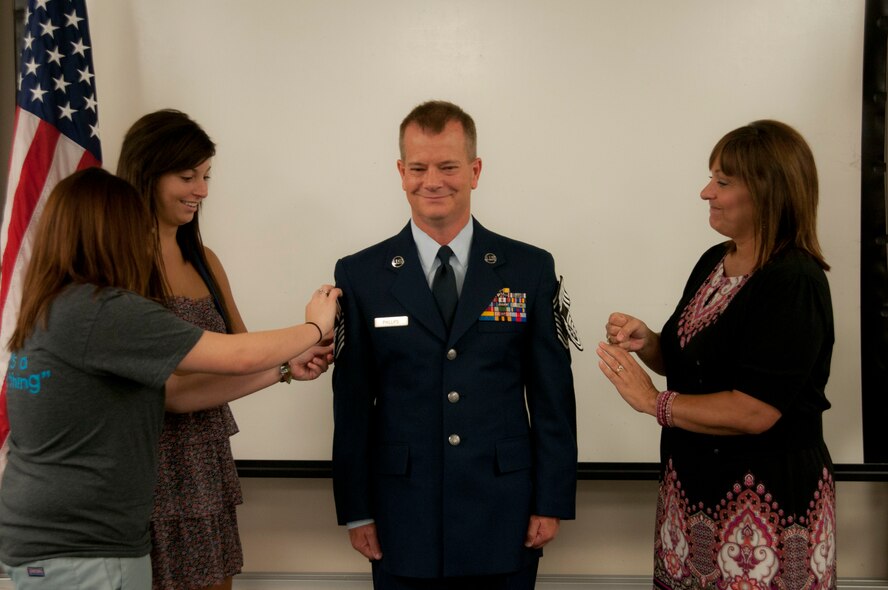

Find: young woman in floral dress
118;110;333;590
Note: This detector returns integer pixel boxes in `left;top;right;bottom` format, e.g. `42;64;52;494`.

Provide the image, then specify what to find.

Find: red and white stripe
0;107;100;473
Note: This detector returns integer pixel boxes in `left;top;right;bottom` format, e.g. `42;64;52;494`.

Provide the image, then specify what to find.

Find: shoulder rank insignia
553;276;583;351
334;304;345;359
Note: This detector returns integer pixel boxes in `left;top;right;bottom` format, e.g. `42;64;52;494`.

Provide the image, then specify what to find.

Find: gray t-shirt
0;284;204;566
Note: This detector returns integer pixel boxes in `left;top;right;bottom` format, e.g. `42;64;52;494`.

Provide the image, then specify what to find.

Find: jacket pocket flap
375;443;409;475
496;436;532;474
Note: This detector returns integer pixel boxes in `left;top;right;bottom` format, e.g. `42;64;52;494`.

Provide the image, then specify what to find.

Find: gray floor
227;573;888;590
0;574;885;589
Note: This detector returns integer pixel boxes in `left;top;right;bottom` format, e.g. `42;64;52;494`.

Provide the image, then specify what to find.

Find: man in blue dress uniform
332;100;579;589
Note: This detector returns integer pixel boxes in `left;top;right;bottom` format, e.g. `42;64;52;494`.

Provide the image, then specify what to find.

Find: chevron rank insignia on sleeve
334;305;345;359
552;275;583;351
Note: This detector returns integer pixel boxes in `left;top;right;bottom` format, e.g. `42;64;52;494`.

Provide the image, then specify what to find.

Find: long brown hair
116;109;232;329
710;119;829;271
8;168;164;350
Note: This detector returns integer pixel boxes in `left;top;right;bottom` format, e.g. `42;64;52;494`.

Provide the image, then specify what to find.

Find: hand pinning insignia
553;276;583;351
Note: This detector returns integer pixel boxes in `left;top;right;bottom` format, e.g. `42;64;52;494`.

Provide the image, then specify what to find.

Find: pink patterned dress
150;296;244;590
655;244;836;589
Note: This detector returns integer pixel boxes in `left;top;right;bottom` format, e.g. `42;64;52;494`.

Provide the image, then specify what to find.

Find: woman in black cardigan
598;120;836;590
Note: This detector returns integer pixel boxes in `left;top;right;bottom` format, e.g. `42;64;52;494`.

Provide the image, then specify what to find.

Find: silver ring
616;365;625;373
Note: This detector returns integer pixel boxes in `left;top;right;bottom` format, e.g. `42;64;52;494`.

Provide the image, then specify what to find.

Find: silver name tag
374;316;409;328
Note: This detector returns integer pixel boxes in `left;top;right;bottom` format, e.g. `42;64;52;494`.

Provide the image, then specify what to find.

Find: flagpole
0;0;16;221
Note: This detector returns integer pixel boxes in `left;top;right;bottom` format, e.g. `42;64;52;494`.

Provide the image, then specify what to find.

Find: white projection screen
88;0;866;467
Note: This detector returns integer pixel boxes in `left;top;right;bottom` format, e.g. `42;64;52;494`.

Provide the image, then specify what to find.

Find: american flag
0;0;101;475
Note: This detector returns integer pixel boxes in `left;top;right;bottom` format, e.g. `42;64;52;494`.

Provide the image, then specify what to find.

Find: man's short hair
399;100;477;160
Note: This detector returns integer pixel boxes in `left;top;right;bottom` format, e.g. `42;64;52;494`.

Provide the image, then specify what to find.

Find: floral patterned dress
654;244;836;589
150;296;244;590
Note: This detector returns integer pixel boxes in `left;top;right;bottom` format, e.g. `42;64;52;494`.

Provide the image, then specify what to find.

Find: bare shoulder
202;245;248;332
203;245;229;277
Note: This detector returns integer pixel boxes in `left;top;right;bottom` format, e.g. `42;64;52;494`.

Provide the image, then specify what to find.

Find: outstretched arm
165;341;333;413
169;284;338;377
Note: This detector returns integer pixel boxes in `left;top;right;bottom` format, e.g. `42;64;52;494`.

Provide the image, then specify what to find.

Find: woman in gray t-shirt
0;168;340;590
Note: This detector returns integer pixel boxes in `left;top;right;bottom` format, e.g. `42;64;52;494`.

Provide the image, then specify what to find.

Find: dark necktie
432;245;458;330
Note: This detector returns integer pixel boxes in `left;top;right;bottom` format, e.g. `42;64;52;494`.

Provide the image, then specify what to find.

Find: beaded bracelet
655;390;666;426
656;390;679;428
664;390;678;428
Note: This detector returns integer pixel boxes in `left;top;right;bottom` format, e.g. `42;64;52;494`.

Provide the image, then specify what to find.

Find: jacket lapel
387;223;448;341
449;221;506;346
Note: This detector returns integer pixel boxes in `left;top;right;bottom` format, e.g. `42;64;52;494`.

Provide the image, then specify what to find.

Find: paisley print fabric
655;245;837;590
654;461;836;590
676;258;749;349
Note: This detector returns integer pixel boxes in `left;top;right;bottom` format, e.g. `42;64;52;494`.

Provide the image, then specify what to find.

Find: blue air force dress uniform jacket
332;219;578;579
